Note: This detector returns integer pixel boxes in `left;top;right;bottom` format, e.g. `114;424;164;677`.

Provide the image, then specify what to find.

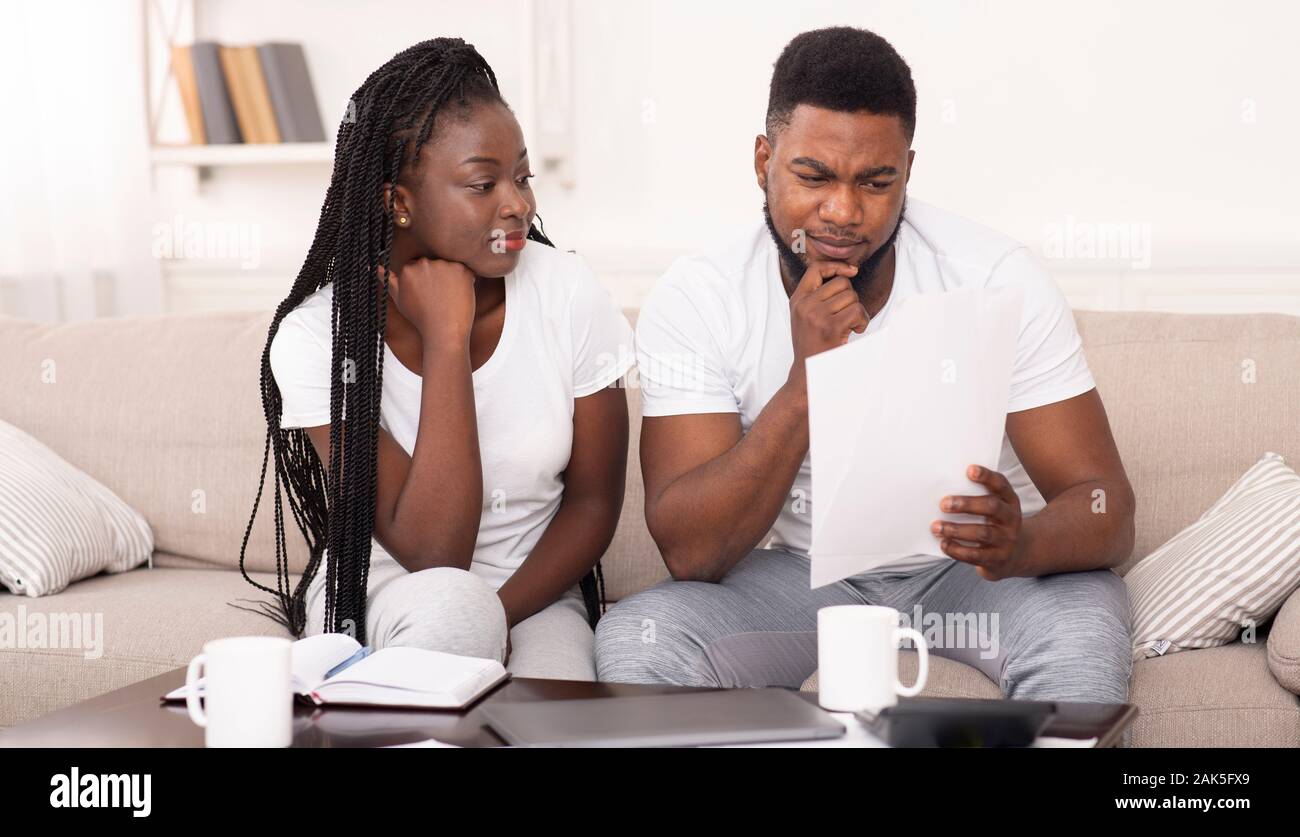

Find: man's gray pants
594;548;1132;703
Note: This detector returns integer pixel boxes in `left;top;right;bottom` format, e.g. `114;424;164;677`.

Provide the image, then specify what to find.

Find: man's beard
763;194;907;296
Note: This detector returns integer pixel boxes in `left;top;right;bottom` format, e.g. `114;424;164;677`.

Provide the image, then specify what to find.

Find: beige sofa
1;306;1298;746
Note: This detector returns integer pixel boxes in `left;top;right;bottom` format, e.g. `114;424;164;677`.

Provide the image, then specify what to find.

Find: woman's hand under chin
378;258;477;350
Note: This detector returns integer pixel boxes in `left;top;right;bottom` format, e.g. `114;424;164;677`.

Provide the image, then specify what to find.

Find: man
595;26;1136;703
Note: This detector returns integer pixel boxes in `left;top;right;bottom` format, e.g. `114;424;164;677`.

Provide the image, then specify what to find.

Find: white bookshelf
150;141;332;167
143;0;332;177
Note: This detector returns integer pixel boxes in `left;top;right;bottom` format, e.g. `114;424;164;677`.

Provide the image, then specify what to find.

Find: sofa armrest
1267;586;1300;695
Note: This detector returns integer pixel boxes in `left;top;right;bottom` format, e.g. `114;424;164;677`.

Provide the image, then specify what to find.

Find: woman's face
390;101;537;278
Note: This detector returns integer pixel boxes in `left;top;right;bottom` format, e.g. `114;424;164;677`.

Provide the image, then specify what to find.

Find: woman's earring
397;215;409;226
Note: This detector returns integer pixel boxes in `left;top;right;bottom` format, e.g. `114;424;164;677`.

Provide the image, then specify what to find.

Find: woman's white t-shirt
269;243;635;590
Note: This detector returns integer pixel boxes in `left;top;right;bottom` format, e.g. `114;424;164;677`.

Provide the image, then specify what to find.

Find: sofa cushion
0;312;311;577
1074;311;1300;575
1127;639;1300;747
603;374;671;602
0;564;295;728
1268;587;1300;694
1126;451;1300;660
0;418;153;596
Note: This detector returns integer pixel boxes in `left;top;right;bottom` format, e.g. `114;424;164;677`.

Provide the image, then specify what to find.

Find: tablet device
481;688;846;747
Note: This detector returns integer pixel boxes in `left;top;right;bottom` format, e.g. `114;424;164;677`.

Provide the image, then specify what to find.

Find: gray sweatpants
305;551;596;681
594;548;1132;703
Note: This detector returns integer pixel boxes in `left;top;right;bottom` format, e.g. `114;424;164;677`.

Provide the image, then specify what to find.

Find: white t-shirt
270;243;635;589
635;198;1096;574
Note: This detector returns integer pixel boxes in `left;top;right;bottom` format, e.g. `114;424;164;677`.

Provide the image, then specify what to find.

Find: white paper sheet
806;285;1024;587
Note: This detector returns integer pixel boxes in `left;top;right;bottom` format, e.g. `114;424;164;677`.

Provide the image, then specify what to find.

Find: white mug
185;635;293;748
817;605;929;714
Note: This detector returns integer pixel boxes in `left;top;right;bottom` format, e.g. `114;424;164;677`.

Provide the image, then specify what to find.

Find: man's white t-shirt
635;198;1096;575
270;243;635;590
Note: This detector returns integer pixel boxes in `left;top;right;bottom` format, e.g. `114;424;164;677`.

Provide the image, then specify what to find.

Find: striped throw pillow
0;419;153;596
1127;452;1300;660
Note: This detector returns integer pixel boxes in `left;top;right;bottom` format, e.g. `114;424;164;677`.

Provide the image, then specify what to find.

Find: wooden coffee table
0;667;1136;747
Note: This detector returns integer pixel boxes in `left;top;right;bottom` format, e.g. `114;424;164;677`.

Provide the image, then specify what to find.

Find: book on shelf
189;41;242;144
170;45;205;144
219;44;281;144
258;42;326;142
165;40;325;148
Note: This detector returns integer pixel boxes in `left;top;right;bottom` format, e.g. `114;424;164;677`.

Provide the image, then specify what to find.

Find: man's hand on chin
930;464;1028;581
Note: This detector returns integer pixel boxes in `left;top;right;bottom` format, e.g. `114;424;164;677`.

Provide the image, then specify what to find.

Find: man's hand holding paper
932;462;1025;581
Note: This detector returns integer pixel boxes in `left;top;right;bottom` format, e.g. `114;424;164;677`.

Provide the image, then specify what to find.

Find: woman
238;38;633;680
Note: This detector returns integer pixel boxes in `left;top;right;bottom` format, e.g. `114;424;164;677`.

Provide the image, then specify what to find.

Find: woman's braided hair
237;38;606;645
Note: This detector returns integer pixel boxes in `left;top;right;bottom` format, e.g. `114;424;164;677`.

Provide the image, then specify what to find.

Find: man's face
755;105;914;292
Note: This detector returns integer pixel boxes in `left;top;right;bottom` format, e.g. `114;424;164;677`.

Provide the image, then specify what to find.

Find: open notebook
162;633;509;710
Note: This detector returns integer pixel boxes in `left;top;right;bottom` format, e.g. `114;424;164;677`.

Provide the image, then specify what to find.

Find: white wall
0;0;159;321
152;0;1300;313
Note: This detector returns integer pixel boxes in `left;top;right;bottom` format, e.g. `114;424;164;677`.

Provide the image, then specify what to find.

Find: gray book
189;41;242;144
258;42;326;143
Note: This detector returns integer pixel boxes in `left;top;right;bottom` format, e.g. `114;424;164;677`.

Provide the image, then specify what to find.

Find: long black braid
237;38;606;644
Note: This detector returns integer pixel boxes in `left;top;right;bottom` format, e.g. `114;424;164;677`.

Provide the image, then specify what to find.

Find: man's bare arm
640;380;809;582
1006;388;1135;574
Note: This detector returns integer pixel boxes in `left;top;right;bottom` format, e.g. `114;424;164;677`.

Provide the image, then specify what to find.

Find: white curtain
0;0;162;321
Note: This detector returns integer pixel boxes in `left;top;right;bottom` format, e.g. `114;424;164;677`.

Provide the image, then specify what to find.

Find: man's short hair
766;26;917;143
